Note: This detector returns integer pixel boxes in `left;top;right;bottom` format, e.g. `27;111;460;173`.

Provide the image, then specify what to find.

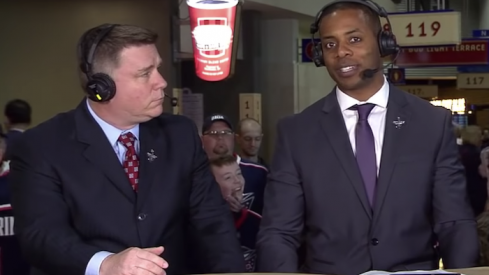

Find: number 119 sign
381;11;461;46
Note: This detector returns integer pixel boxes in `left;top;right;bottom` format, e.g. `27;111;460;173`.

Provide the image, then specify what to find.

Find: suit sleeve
433;109;479;268
256;118;304;272
9;133;101;275
187;121;246;273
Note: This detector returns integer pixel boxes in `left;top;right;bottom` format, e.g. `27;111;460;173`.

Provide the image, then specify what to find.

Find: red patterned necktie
118;132;139;191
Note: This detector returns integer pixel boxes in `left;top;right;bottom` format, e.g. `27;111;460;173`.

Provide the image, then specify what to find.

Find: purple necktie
352;103;377;206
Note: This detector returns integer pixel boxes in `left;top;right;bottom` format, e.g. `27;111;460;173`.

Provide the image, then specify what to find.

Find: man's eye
350;37;361;43
325;42;335;49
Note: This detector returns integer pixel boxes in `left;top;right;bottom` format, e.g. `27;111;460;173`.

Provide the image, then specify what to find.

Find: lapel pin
393;117;405;129
147;149;157;162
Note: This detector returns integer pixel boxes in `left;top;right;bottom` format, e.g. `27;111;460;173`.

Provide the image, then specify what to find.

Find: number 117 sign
381;11;461;47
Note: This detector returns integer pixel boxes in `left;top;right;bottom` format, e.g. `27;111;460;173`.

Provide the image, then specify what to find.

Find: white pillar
480;0;489;29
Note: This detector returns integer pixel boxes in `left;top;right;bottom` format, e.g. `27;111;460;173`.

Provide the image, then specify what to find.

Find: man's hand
100;246;168;275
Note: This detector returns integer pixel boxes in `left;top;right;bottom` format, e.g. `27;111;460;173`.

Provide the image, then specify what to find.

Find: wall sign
381;11;461;47
187;0;241;81
397;85;438;98
457;73;489;89
395;40;489;67
239;93;261;124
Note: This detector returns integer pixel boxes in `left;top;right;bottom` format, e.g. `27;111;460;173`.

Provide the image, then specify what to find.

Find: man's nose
155;71;167;90
336;43;353;58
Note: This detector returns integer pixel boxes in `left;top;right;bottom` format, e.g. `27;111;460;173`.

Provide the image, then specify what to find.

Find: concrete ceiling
242;0;314;20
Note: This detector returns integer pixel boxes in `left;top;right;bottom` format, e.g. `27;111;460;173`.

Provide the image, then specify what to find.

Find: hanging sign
187;0;242;81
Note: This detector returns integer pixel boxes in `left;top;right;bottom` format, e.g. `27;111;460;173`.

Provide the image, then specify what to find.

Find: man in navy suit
9;24;244;275
256;1;478;275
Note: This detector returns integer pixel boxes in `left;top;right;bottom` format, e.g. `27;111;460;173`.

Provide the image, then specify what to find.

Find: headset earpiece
312;42;325;67
85;73;116;102
78;24;119;102
378;31;399;57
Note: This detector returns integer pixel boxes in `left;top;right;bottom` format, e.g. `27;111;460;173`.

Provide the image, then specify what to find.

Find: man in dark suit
256;1;479;275
9;24;244;275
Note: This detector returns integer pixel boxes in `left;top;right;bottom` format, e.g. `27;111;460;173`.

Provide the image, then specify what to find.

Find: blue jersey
238;156;268;215
0;165;30;275
236;156;267;272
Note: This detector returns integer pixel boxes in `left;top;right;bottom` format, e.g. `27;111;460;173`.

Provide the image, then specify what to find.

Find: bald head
237;118;261;134
236;118;263;158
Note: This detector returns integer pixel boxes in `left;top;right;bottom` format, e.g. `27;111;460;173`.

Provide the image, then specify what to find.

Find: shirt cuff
85;251;113;275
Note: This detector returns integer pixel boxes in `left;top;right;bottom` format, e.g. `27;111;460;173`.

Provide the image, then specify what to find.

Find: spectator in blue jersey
202;114;268;215
0;133;29;275
210;155;262;272
235;118;268;168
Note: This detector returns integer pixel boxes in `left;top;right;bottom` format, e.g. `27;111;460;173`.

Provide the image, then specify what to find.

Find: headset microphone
362;68;379;79
164;93;178;107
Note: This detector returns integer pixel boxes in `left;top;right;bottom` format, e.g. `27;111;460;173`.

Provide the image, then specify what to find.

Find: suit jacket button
137;213;147;221
371;238;379;246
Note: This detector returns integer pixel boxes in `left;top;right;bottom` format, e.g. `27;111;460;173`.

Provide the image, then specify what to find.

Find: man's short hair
77;24;158;88
209;155;237;167
319;2;382;35
4;99;31;125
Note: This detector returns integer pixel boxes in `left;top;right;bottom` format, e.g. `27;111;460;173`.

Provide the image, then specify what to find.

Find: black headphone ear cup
313;42;325;67
378;31;399;57
85;73;116;102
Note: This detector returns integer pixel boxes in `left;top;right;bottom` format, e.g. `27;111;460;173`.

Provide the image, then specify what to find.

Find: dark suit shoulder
16;109;77;147
395;87;450;120
276;96;327;135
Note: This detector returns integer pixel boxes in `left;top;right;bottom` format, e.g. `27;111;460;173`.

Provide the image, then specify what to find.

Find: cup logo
187;0;240;81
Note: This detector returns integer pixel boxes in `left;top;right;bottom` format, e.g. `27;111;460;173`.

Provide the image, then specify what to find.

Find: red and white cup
187;0;239;81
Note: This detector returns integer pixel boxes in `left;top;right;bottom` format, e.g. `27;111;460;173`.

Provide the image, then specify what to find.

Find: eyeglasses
203;130;234;137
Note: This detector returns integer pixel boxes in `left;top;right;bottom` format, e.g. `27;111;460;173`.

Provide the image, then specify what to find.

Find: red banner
188;0;240;81
395;40;489;67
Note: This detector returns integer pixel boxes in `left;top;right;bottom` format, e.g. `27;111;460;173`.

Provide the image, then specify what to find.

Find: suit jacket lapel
136;118;169;211
321;91;373;219
373;85;411;222
74;101;136;203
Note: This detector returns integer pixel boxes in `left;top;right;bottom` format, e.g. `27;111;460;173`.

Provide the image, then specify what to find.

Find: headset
309;0;399;68
77;24;179;107
78;24;118;102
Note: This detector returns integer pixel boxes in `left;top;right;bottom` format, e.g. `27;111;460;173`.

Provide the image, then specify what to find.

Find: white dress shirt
84;99;140;275
336;77;389;173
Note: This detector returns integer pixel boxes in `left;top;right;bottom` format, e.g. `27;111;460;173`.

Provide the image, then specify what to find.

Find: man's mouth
340;66;356;73
336;65;359;77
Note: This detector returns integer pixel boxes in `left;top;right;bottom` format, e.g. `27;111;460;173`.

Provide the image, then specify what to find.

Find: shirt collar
336;76;389;111
0;161;9;177
86;99;139;146
234;153;241;164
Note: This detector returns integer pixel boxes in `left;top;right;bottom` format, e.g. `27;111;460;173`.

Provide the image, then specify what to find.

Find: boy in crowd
201;114;268;215
210;155;262;272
